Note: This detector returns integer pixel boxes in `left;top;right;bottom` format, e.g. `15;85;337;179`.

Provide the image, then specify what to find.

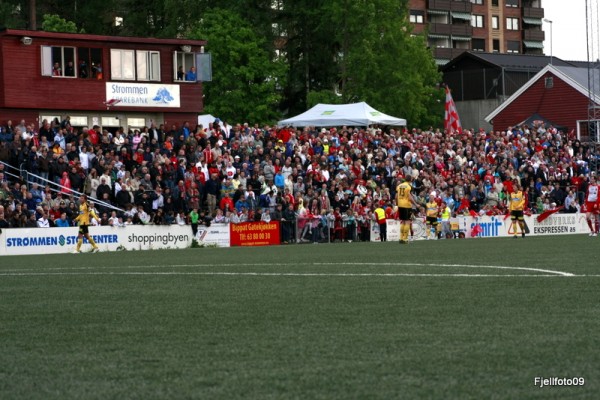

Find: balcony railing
430;23;473;37
523;7;544;19
523;29;545;42
428;0;472;13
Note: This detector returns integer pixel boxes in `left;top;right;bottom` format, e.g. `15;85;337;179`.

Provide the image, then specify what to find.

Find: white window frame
69;116;89;127
41;46;76;78
174;51;196;83
111;49;135;80
492;16;499;30
471;15;484;28
506;17;519;31
136;50;161;81
101;117;121;127
410;11;424;24
127;118;146;129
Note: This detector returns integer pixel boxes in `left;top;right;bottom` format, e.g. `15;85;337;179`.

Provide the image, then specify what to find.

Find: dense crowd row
0;115;598;234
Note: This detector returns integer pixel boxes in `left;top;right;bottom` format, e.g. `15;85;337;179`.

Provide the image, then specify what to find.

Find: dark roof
442;51;579;72
565;60;599;69
0;28;206;46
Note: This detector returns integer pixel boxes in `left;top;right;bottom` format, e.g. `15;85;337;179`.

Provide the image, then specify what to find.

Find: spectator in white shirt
37;213;50;228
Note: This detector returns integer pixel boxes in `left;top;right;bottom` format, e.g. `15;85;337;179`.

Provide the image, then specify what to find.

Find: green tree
0;0;28;29
327;0;442;128
188;8;287;124
41;14;79;33
278;0;340;116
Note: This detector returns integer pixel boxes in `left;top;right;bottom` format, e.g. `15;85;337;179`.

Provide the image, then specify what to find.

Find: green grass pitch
1;235;599;399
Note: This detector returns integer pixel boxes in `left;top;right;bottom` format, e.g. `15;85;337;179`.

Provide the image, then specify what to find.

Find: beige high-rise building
408;0;545;65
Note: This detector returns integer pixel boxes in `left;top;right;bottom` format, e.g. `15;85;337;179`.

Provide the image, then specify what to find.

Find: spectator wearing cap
485;186;500;208
293;176;305;195
233;154;241;168
275;139;285;153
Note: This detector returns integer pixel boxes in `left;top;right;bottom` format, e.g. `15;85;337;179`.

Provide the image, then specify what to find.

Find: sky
543;0;589;61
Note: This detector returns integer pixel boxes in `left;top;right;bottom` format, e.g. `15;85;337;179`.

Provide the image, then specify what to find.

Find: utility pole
29;0;36;30
543;18;553;65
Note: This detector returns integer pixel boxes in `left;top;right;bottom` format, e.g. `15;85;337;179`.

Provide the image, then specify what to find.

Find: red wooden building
0;29;207;132
485;64;600;141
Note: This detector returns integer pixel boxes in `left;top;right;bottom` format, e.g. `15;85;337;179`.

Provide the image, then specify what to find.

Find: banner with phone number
229;221;280;246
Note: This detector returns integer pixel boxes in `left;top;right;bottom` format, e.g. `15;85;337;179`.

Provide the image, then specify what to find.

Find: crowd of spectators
0;115;598;241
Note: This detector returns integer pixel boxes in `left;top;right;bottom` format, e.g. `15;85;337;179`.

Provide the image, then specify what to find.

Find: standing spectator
374;204;387;242
59;171;72;194
440;201;452;239
189;207;200;237
205;173;220;214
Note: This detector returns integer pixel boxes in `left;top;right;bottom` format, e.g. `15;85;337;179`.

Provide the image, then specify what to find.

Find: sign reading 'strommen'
106;82;181;108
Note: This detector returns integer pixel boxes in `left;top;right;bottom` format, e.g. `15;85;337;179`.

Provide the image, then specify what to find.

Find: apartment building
408;0;545;65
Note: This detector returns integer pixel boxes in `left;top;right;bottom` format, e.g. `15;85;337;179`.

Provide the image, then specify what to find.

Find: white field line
0;272;589;277
314;262;575;277
0;262;574;276
0;262;581;277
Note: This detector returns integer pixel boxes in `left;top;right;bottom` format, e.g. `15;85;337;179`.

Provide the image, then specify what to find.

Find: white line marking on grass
0;262;575;276
313;262;575;276
0;272;583;277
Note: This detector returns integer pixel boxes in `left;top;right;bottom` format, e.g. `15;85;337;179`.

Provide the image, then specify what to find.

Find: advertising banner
1;225;193;256
230;222;280;246
196;224;230;247
370;220;400;242
460;213;589;238
370;219;434;242
528;213;589;236
106;82;181;108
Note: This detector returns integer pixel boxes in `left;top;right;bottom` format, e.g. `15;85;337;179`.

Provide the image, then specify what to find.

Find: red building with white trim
485;64;600;141
0;29;207;131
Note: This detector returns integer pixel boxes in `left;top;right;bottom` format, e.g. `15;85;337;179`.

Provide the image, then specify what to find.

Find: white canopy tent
197;114;218;129
278;102;406;127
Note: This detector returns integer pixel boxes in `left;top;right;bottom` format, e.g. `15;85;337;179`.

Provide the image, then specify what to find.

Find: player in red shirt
585;175;600;236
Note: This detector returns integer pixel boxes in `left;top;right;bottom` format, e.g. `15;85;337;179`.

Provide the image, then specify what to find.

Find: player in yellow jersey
73;194;101;253
509;182;526;239
396;175;417;244
425;196;439;240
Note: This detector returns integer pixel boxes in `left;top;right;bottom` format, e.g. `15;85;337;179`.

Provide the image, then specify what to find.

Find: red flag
536;206;563;223
471;224;483;237
444;86;462;133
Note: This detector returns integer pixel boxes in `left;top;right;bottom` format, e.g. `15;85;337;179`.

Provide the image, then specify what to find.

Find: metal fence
282;216;369;244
